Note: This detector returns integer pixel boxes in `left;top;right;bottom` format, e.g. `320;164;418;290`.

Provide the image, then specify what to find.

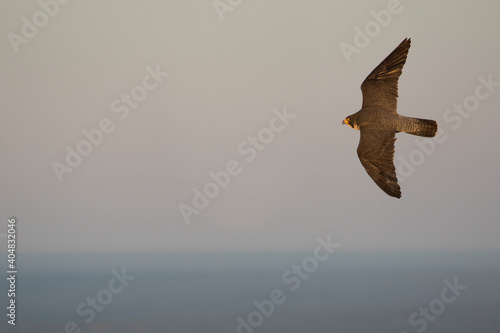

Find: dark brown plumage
342;38;438;198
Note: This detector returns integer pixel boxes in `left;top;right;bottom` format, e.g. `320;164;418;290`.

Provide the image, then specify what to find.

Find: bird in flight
342;38;437;198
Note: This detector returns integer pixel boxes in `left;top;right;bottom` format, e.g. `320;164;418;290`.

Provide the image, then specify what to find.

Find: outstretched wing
357;129;401;198
361;38;411;113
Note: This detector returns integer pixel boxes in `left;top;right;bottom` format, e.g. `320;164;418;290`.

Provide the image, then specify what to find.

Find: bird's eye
347;117;351;122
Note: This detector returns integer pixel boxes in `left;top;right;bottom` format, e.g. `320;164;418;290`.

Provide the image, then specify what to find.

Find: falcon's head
342;115;360;130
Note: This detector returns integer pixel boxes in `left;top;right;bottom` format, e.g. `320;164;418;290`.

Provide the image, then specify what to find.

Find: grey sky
1;0;499;253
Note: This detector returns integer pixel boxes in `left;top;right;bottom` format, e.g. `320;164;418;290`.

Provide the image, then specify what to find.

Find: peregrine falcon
342;38;437;198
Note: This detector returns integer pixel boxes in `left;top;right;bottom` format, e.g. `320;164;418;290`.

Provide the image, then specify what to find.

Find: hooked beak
342;119;347;125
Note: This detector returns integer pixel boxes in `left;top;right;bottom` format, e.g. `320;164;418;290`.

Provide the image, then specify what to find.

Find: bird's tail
399;117;438;137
